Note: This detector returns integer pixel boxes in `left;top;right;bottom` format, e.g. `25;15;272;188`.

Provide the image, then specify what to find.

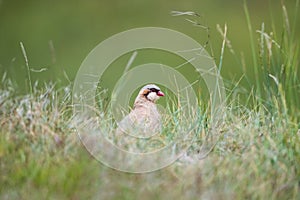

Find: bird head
135;84;165;103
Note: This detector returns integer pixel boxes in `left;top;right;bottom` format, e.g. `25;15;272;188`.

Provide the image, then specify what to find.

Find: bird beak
157;91;165;96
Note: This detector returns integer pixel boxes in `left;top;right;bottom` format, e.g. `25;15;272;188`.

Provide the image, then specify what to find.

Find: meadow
0;1;300;199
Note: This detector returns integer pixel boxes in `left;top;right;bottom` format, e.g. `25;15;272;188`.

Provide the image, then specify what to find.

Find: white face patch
146;91;160;102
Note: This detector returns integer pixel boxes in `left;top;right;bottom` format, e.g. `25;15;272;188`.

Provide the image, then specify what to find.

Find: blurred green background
0;0;298;93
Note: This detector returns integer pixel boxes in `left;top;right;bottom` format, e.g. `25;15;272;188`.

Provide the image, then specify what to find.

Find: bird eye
149;88;159;93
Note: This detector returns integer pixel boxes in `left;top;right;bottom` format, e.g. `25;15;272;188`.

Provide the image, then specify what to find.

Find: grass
1;2;300;200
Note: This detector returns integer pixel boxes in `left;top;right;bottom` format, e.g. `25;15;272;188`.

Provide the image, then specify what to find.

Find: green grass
1;2;300;200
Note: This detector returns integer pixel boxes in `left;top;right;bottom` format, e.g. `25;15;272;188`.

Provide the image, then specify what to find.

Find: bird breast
117;101;162;137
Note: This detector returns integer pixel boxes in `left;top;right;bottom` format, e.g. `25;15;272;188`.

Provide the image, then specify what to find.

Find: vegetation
0;1;299;200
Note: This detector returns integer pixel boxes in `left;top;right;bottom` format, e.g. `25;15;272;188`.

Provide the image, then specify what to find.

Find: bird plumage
114;84;164;151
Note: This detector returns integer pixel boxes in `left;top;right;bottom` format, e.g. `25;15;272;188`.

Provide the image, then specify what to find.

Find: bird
114;84;165;151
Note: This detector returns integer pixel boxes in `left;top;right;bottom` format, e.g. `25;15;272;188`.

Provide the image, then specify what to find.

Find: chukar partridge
115;84;164;150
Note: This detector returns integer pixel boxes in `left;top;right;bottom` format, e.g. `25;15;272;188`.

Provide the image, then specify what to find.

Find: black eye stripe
149;88;159;93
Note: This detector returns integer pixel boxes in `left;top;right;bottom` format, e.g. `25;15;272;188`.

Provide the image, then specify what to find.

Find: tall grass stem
243;0;260;97
20;42;33;96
